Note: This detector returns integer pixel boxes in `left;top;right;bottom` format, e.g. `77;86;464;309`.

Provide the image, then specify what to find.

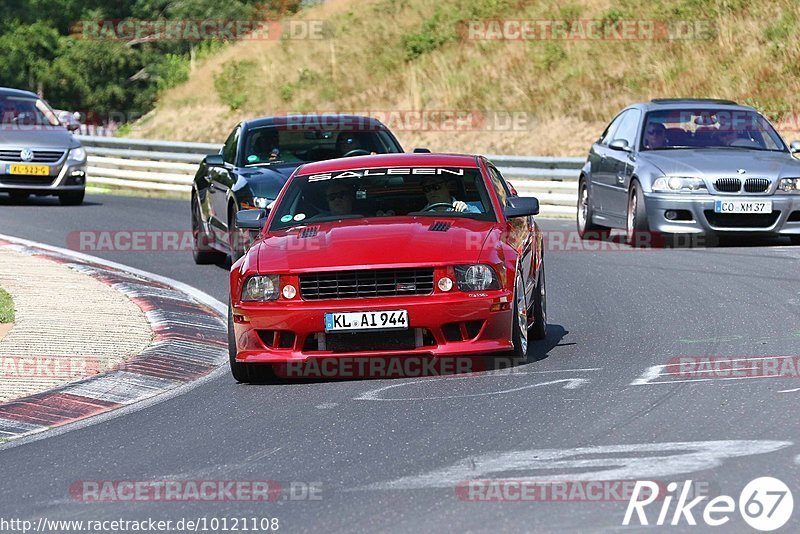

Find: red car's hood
257;218;496;273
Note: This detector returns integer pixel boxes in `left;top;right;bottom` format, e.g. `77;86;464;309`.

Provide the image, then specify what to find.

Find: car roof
630;99;757;113
0;87;40;99
241;114;390;131
296;153;480;175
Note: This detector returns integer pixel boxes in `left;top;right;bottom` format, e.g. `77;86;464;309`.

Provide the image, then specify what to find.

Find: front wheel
626;182;650;247
577;179;610;240
529;256;547;340
790;236;800;246
58;189;85;206
192;196;225;264
228;304;251;383
509;276;530;364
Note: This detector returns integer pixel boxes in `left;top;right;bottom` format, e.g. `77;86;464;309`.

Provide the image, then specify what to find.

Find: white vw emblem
20;148;34;162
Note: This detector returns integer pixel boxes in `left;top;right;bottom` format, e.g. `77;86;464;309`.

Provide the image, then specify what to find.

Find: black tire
8;191;29;203
790;236;800;246
192;196;225;264
508;275;530;364
626;181;650;247
228;304;251;383
58;189;85;206
530;255;547;340
577;178;610;240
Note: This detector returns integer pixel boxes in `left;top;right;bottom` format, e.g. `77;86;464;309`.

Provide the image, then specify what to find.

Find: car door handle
616;174;625;184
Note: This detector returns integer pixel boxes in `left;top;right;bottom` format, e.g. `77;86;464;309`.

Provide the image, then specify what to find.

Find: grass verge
0;287;14;323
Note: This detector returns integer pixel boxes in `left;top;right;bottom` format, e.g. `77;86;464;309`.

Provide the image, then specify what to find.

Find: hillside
129;0;800;155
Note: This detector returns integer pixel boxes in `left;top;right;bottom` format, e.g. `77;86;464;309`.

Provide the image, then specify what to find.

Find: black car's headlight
241;275;280;301
652;177;706;192
777;178;800;192
455;264;500;292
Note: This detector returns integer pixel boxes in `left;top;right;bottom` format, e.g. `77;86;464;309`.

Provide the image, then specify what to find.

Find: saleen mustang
578;99;800;245
228;153;546;382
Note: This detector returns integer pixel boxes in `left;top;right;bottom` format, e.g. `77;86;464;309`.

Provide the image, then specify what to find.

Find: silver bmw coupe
578;99;800;245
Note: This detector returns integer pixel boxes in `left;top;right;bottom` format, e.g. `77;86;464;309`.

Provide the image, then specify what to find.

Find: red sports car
228;153;546;382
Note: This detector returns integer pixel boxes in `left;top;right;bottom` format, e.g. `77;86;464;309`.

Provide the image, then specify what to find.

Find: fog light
438;277;453;292
665;210;678;220
282;285;297;299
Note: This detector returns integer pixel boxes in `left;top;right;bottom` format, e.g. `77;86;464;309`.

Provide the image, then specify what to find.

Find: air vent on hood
299;226;319;238
428;221;452;232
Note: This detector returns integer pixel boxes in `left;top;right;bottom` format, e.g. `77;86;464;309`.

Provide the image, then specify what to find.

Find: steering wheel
342;149;370;157
422;202;454;212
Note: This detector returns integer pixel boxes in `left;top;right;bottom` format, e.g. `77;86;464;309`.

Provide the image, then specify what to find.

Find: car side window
599;112;627;146
222;127;240;165
613;109;642;148
487;165;509;208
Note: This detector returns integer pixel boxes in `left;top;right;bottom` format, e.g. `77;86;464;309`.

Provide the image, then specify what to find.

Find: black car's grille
300;268;435;300
714;178;741;193
704;210;780;228
0;150;64;163
744;178;770;193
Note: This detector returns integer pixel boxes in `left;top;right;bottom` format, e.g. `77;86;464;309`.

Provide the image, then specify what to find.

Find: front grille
326;331;417;352
300;268;434;300
714;178;741;193
744;178;770;193
704;210;780;228
0;149;64;163
0;175;55;185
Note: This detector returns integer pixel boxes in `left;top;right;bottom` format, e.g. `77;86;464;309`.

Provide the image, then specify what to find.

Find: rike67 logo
623;477;793;531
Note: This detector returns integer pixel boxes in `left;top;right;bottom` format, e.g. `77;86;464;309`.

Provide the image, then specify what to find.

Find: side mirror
609;139;631;152
504;196;539;218
235;209;268;230
790;140;800;154
205;154;224;166
413;148;431;153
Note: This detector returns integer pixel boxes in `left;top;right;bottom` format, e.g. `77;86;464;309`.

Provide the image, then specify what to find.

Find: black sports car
191;114;404;263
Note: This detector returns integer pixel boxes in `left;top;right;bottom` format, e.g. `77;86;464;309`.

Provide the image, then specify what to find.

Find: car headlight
253;196;270;209
777;178;800;192
652;177;706;192
454;264;500;292
241;275;280;302
68;147;87;163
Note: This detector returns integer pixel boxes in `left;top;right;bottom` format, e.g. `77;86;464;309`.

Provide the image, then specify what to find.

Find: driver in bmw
421;176;480;213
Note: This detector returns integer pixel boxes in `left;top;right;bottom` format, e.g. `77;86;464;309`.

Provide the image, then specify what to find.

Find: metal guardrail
78;135;582;216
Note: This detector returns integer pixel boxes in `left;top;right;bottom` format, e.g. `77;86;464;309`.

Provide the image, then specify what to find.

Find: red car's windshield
269;167;496;231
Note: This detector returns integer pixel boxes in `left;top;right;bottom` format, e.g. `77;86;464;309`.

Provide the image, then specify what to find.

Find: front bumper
232;291;514;364
643;193;800;236
0;161;86;193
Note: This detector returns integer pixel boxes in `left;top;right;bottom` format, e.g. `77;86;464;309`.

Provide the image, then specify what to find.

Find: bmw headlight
652;177;706;192
777;178;800;192
454;264;500;291
241;275;280;301
253;196;270;209
68;147;87;163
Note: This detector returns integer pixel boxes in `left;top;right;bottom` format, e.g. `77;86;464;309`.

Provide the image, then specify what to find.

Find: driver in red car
421;176;481;213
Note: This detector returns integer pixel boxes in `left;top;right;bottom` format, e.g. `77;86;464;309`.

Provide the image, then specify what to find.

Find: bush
213;60;255;110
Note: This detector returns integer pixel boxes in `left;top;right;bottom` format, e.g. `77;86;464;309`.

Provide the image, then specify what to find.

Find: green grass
0;287;14;324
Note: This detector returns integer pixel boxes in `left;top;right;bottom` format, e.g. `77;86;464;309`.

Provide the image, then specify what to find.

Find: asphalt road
1;193;799;533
